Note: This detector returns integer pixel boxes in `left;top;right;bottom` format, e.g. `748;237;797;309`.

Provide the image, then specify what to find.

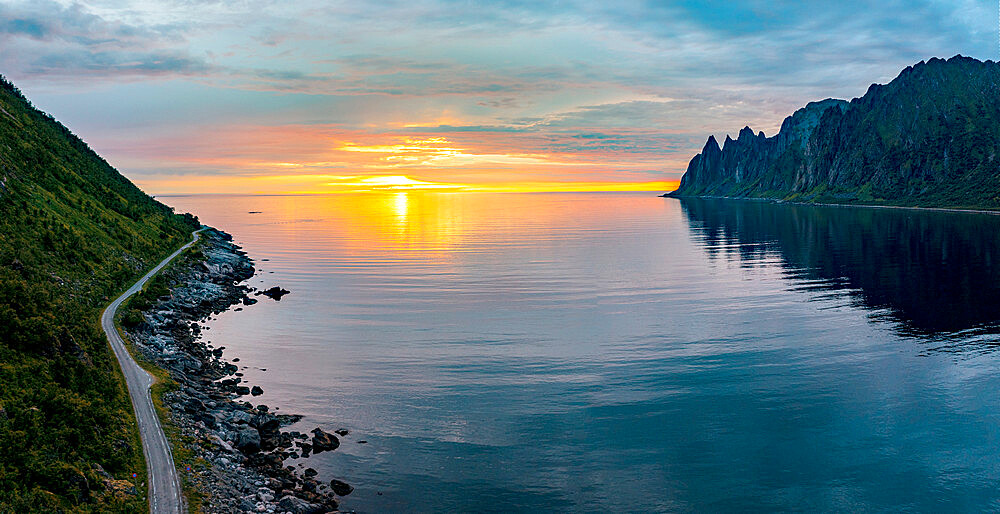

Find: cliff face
671;56;1000;208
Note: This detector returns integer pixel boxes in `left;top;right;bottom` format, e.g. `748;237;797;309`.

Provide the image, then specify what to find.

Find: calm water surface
164;192;1000;512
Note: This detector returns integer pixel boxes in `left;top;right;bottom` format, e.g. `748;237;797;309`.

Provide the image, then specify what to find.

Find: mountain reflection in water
680;198;1000;345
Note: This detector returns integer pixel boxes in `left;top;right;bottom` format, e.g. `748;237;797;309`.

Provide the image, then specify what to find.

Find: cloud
23;48;212;77
0;0;212;81
0;0;199;49
4;0;998;192
477;97;522;109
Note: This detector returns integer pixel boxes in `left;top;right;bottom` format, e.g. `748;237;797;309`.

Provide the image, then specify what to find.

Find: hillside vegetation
670;55;1000;208
0;76;199;511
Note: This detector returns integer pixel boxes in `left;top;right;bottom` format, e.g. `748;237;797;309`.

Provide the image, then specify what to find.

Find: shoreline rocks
310;428;340;454
124;229;349;513
258;286;291;301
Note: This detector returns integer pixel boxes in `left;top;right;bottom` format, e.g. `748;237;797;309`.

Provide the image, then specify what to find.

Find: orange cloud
112;122;680;195
335;136;585;170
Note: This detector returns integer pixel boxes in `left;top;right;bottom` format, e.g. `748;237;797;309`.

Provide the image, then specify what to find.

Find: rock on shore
124;229;351;513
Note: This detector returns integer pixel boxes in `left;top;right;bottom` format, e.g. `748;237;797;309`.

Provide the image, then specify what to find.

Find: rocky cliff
669;55;1000;208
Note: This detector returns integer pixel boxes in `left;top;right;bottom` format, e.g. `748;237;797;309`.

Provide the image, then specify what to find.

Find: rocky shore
124;229;350;513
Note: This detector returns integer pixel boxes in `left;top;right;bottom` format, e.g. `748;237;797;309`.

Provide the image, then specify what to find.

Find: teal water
164;192;1000;512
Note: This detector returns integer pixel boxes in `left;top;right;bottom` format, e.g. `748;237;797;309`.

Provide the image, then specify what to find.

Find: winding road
101;229;203;514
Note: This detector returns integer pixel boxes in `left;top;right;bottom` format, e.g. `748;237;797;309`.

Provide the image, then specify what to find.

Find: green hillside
0;76;199;511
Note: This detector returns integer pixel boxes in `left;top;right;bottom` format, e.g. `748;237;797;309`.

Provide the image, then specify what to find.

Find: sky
0;0;997;194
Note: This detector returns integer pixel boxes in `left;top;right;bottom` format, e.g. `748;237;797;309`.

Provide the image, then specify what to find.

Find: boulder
256;417;281;436
228;410;254;424
233;428;261;454
260;286;291;301
277;413;303;425
183;397;206;413
91;463;113;480
330;479;354;496
210;435;235;453
310;428;340;453
103;479;138;500
250;412;277;429
247;452;283;471
194;411;217;429
276;433;294;449
250;385;263;396
276;495;323;514
63;468;91;503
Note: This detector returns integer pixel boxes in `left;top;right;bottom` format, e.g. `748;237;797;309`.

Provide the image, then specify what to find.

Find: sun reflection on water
391;192;409;223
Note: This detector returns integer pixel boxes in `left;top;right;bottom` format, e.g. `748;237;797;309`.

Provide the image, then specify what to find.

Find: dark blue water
165;193;1000;512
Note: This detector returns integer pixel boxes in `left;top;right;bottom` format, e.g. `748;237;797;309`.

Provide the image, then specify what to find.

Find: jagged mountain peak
703;134;721;153
670;56;1000;208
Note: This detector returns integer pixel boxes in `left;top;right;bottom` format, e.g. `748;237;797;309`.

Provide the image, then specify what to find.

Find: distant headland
667;55;1000;210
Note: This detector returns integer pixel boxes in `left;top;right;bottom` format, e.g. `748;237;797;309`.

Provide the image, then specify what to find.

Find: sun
360;176;431;187
347;175;466;191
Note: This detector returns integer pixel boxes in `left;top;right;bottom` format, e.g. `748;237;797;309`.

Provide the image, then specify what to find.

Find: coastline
662;192;1000;216
121;228;349;513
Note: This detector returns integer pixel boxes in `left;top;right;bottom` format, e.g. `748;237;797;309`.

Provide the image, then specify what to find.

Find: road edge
100;228;204;514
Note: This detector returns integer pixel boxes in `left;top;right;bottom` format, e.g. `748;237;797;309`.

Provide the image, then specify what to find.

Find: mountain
0;77;199;511
669;55;1000;208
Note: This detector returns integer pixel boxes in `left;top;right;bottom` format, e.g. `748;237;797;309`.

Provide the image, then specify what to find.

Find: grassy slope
0;76;199;511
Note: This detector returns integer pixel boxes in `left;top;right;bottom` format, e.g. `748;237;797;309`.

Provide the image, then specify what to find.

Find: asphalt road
101;229;202;514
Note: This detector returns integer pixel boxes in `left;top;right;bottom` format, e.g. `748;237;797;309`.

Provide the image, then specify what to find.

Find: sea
162;192;1000;512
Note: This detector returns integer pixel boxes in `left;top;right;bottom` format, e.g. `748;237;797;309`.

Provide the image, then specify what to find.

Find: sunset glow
127;128;683;194
4;1;990;195
143;173;677;195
